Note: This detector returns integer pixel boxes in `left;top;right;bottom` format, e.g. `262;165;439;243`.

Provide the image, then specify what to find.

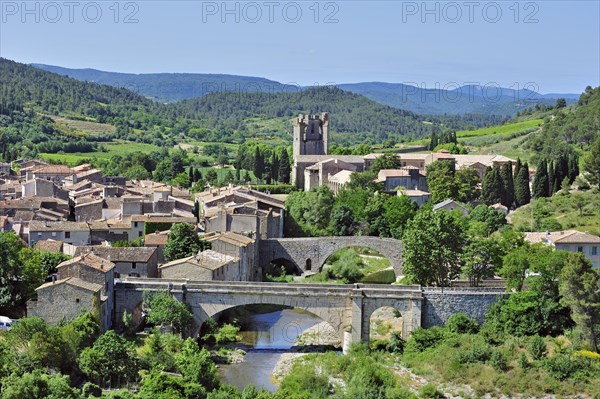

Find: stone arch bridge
114;278;505;347
258;237;404;277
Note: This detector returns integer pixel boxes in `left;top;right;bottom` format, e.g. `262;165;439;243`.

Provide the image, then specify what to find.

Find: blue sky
1;1;598;93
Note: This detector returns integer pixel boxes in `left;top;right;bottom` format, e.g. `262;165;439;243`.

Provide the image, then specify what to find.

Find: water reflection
218;308;322;392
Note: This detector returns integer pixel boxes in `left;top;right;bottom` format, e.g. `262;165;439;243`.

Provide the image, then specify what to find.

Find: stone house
74;246;159;278
397;189;432;207
26;165;75;184
28;221;91;247
74;199;104;222
303;158;358;192
159;250;240;281
144;230;169;263
432;199;469;216
524;230;600;268
204;204;282;240
28;277;109;330
327;170;354;195
375;168;428;192
56;253;115;329
204;231;257;280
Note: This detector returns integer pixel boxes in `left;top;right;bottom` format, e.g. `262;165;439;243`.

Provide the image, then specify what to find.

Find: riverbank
272;321;341;382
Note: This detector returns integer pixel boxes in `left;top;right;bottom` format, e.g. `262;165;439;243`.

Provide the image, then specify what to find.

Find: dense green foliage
163;223;210;261
0;231;71;317
143;291;194;334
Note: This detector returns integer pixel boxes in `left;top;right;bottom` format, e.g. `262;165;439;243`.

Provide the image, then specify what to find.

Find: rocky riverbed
272;321;341;381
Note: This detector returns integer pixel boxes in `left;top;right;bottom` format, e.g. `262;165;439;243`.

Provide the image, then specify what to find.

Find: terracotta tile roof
34;239;64;253
144;231;169;245
31;165;74;175
204;231;254;246
74;246;157;263
36;277;103;292
29;221;90;232
57;252;115;272
160;250;238;271
553;231;600;244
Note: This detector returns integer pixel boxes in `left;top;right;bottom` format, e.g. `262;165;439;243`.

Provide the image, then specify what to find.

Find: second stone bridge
258;236;404;278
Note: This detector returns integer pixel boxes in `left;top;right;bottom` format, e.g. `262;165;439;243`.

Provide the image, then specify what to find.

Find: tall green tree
533;159;550;198
278;148;291;184
403;209;467;286
0;231;23;315
461;237;503;287
329;204;357;236
455;168;480;203
559;253;600;353
370;153;403;173
481;165;503;205
514;162;531;207
500;161;515;208
253;146;264;181
582;135;600;189
144;292;194;334
426;160;457;204
271;153;279;183
163;223;209;261
78;330;139;387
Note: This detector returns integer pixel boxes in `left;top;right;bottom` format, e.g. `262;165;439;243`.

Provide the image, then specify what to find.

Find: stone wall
421;288;507;327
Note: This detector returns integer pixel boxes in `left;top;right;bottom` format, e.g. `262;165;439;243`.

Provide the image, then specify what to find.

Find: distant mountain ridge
31;63;580;116
30;64;288;103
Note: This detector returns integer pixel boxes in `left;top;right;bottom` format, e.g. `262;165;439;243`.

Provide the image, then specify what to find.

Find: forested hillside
173;87;446;144
32;63;288;103
32;63;579;116
1;57;533;162
524;86;600;161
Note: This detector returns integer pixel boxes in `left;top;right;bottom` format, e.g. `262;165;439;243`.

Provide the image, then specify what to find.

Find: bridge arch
259;237;403;278
185;286;352;341
197;303;341;346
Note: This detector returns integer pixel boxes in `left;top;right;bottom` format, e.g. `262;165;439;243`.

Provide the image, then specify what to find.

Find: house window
51;232;56;237
65;232;71;239
75;298;80;304
306;259;312;271
578;246;584;253
132;262;137;269
37;232;42;237
592;246;598;256
134;222;138;227
138;231;143;238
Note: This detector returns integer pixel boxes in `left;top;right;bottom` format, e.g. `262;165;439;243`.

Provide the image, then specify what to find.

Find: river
218;308;323;392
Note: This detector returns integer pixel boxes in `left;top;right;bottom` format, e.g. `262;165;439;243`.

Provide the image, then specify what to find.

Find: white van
0;316;12;331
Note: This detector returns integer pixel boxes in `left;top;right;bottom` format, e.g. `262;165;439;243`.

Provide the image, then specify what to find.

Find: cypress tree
515;162;531;207
278;149;291;184
429;132;439;150
482;165;503;205
568;154;579;183
500;161;515;208
533;159;550;198
514;158;523;181
271;153;279;183
188;167;195;182
194;168;202;182
548;160;555;195
253;146;264;181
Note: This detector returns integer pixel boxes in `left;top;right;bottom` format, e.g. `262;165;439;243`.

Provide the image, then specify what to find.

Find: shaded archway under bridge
258;237;404;278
